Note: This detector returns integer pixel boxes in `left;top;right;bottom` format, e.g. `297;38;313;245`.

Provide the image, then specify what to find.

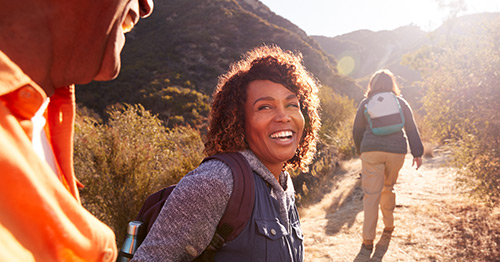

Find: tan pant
360;151;405;241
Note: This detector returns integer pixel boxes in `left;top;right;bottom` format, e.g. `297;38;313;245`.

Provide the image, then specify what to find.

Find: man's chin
93;60;121;82
93;69;120;82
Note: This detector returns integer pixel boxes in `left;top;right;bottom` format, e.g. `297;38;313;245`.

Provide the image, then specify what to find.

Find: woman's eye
258;105;272;110
288;103;299;108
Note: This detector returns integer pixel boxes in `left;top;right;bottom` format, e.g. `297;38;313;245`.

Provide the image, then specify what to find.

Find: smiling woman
132;45;321;261
205;44;321;172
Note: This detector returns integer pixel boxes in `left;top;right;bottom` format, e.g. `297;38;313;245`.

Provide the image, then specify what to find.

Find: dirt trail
300;152;466;261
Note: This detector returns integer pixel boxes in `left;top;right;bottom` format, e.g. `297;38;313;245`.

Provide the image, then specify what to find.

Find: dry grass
443;205;500;261
299;151;500;261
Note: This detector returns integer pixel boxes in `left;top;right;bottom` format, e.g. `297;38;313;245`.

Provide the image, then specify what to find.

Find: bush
291;85;356;205
140;85;210;129
452;136;500;205
405;16;500;206
74;104;204;246
445;205;500;261
291;141;339;206
318;85;356;159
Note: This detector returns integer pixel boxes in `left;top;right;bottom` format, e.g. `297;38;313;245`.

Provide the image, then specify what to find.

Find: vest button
270;228;276;235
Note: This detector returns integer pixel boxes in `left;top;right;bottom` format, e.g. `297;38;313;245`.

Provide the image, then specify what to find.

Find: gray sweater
353;95;424;157
131;150;296;261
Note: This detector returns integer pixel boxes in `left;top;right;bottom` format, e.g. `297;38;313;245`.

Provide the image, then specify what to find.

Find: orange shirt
0;51;117;261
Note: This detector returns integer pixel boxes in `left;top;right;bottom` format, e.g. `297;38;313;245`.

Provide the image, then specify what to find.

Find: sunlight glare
337;52;358;76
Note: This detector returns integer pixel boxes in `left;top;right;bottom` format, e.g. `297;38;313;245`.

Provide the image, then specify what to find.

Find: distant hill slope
312;12;500;96
312;25;427;85
77;0;362;116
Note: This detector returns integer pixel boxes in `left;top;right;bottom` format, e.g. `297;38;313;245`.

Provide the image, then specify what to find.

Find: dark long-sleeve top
352;95;424;158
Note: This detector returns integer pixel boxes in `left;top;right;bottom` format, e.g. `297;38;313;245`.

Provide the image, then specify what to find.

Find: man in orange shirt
0;0;153;261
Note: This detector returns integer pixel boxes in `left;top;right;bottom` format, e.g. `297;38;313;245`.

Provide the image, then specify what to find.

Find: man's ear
139;0;153;18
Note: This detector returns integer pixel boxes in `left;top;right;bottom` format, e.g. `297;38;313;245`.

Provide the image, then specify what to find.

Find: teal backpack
364;92;405;135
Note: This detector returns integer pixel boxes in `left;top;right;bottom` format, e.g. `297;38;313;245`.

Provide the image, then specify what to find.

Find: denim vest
214;172;304;262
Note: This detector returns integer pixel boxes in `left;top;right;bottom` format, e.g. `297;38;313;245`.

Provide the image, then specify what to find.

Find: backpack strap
135;186;176;234
195;152;255;261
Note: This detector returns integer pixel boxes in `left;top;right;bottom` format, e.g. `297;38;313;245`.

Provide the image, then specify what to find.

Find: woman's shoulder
396;96;412;109
356;97;370;109
177;157;234;196
196;157;233;175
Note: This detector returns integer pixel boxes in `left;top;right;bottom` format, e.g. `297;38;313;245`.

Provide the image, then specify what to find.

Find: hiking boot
362;239;374;251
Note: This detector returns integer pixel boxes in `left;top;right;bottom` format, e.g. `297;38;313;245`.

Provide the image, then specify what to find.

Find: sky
258;0;500;37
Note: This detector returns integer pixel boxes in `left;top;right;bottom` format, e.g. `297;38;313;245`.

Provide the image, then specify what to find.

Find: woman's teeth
270;131;293;139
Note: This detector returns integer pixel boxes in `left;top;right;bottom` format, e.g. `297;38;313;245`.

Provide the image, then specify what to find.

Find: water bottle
117;221;144;262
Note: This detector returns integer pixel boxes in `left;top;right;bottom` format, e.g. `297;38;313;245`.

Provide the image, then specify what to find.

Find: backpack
364;92;405;135
117;152;255;261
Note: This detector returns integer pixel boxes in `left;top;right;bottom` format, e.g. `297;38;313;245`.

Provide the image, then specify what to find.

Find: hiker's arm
352;100;367;154
0;132;117;261
132;160;233;262
400;98;424;158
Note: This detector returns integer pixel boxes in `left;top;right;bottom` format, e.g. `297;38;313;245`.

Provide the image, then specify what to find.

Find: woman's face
244;80;305;174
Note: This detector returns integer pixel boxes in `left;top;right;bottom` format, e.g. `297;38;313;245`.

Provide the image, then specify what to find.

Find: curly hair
204;44;321;172
365;69;401;97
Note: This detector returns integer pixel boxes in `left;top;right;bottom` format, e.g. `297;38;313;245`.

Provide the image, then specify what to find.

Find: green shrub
74;104;204;246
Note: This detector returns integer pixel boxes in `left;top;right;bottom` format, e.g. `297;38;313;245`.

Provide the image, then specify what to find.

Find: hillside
313;12;500;107
312;26;427;86
76;0;362;118
75;2;500;124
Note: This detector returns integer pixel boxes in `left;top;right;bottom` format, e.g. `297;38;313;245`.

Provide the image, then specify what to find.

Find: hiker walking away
0;0;153;261
352;69;423;251
132;44;321;262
